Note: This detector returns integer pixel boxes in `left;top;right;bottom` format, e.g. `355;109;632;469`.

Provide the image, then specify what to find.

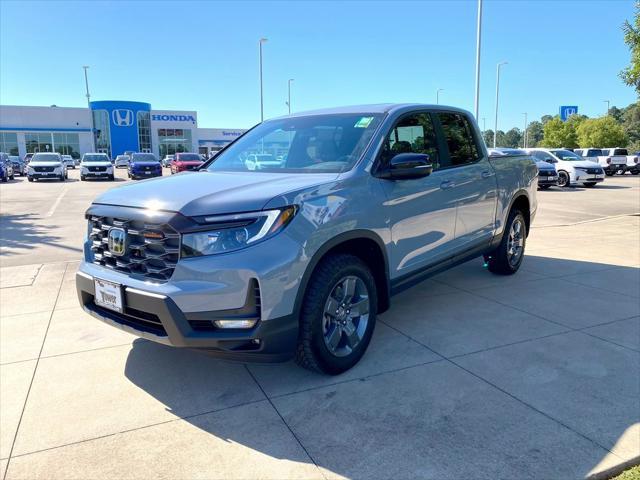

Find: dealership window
53;133;81;159
137;112;151;152
25;132;53;154
92;110;111;157
158;128;193;157
0;132;19;155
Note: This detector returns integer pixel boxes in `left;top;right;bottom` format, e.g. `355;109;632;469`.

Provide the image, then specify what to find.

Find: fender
292;229;391;319
491;189;531;249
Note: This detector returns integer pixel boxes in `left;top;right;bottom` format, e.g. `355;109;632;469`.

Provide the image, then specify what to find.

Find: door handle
440;180;455;190
481;171;495;179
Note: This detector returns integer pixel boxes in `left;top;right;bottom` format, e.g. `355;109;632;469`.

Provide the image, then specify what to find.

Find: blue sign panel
90;100;151;156
560;106;578;121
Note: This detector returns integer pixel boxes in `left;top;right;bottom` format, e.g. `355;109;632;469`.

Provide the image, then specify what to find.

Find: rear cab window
436;112;482;167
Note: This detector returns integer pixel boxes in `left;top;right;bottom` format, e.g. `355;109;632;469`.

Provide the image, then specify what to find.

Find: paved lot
1;169;639;479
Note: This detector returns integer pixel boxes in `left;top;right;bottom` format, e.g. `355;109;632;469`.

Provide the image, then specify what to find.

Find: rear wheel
295;253;377;375
485;209;526;275
557;171;570;187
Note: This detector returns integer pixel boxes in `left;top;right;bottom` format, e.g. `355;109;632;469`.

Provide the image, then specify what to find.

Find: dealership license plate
94;278;124;313
594;174;604;179
144;171;152;175
549;176;557;180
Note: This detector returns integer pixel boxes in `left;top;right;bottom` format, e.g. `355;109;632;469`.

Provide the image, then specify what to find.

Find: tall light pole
482;117;486;132
286;78;294;115
522;112;528;148
473;0;483;120
259;38;268;122
493;61;507;148
436;88;444;105
604;100;610;116
83;66;96;152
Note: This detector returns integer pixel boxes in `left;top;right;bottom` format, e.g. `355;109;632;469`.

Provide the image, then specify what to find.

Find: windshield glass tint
551;150;582;160
132;154;158;162
32;154;60;162
177;154;201;161
613;149;628;155
586;149;603;157
207;113;383;173
83;155;109;162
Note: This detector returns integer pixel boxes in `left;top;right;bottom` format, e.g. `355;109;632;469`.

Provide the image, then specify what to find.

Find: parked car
600;148;638;175
61;154;76;169
128;153;162;180
575;147;626;176
162;155;174;167
76;103;537;374
115;155;131;168
0;153;14;182
244;153;284;170
170;152;203;174
526;148;604;187
80;153;115;181
27;152;67;182
9;156;26;176
489;148;558;189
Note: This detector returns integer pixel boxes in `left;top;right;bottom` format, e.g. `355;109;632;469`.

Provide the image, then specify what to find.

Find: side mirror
379;153;433;180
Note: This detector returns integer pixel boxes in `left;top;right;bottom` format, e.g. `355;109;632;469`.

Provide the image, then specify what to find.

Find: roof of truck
270;103;471;120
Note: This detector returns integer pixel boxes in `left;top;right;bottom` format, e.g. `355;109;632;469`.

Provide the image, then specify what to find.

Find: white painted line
45;185;68;218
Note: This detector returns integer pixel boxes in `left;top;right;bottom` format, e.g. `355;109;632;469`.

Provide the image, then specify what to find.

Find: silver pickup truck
76;104;537;374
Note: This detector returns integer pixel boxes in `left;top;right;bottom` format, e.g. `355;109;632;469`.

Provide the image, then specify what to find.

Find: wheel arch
294;230;391;319
507;191;531;235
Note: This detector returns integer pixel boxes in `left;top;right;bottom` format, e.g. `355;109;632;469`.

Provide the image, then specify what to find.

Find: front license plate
144;171;152;175
94;278;124;313
548;176;557;180
594;174;604;179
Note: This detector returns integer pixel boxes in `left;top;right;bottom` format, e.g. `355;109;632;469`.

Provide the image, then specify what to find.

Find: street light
482;117;486;132
436;88;444;105
473;0;483;120
259;38;268;122
286;78;294;115
83;66;96;152
493;61;507;148
604;100;610;116
522;112;528;148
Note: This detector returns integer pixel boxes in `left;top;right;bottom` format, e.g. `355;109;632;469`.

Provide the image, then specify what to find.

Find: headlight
181;206;297;258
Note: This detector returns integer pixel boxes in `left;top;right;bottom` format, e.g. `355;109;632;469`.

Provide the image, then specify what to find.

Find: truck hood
93;170;339;216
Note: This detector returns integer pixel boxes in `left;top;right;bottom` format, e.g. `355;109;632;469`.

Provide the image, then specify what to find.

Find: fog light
213;319;258;329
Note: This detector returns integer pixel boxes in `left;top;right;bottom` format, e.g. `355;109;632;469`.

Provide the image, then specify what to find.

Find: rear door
435;112;498;251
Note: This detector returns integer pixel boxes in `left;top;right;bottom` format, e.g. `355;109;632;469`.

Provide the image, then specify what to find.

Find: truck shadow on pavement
123;255;639;479
0;213;80;255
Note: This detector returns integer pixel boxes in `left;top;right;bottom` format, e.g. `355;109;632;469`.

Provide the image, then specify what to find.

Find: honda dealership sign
560;106;579;121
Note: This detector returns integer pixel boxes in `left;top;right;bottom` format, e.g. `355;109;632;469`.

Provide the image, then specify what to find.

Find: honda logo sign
112;109;134;127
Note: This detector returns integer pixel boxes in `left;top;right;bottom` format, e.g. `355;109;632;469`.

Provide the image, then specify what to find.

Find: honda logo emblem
112;109;134;127
107;228;127;256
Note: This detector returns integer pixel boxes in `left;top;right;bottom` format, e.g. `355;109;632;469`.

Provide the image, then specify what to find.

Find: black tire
538;185;551;190
28;177;33;182
485;209;526;275
80;175;86;181
557;171;570;187
605;171;614;177
583;182;597;187
109;174;114;181
295;253;377;375
1;177;6;183
10;174;14;180
633;171;640;175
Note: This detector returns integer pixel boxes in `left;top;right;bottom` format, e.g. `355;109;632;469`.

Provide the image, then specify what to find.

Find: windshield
132;154;158;162
206;113;383;173
83;154;109;162
32;153;61;162
176;153;201;161
613;148;628;155
550;149;583;161
585;149;603;157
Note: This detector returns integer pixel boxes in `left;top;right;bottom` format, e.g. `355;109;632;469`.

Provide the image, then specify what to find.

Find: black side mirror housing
379;153;433;180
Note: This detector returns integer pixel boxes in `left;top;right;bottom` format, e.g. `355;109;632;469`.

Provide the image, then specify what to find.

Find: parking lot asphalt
0;168;639;479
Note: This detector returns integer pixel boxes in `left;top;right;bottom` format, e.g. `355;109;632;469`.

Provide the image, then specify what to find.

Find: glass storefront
137;112;151;152
0;132;19;155
24;132;81;158
92;110;111;157
158;128;193;157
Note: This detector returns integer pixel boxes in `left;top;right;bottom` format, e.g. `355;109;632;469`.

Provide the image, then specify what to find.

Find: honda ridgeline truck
76;104;537;374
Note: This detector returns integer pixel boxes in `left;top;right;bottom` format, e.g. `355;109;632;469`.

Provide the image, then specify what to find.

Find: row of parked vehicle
489;147;637;189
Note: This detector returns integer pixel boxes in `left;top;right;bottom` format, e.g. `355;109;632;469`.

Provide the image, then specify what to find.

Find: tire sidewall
504;211;526;272
308;261;377;374
558;170;570;187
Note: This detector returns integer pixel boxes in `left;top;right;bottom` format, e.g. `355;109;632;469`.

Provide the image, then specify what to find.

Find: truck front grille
88;215;180;282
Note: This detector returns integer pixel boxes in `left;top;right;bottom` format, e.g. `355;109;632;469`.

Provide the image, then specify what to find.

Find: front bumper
537;174;557;186
604;164;626;173
28;172;62;179
84;171;113;178
76;270;298;362
130;170;162;179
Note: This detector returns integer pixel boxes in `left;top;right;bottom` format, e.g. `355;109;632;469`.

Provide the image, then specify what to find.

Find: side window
380;113;440;169
437;113;481;167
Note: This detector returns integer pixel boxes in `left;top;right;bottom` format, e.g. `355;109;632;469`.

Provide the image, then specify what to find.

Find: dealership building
0;101;246;159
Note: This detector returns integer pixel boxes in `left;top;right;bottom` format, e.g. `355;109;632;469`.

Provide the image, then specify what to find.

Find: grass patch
611;465;640;480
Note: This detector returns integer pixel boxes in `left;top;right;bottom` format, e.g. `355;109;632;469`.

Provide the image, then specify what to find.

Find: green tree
620;2;640;94
609;106;625;123
525;121;544;147
482;129;495;147
622;102;640;150
502;128;522;148
541;115;554;125
577;117;627;147
541;117;579;148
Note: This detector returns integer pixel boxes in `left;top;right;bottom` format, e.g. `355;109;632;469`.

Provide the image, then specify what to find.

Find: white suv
526;148;604;187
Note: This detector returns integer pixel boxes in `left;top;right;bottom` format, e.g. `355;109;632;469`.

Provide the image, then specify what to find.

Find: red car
170;153;203;174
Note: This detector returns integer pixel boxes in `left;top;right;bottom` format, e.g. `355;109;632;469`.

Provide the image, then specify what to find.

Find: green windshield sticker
354;116;374;128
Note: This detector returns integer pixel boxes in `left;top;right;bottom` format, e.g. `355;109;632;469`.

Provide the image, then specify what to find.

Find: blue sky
0;0;636;131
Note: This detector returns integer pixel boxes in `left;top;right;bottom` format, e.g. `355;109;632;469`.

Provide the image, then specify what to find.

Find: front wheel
485;209;526;275
557;171;570;187
28;177;33;182
295;253;377;375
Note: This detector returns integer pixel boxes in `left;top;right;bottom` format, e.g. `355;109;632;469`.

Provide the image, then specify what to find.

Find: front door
377;112;459;277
